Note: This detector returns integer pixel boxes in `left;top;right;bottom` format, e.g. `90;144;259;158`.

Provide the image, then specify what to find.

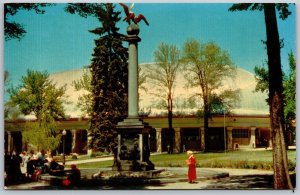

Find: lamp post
62;129;67;166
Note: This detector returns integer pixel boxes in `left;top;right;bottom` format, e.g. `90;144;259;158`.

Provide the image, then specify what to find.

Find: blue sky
4;3;296;92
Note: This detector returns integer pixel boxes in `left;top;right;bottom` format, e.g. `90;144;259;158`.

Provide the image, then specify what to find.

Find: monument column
114;22;154;171
127;32;141;118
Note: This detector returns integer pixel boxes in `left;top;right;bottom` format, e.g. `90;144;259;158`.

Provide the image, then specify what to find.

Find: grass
74;150;296;171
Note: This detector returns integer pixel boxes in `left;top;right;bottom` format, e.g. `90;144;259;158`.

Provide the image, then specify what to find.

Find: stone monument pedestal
113;118;154;171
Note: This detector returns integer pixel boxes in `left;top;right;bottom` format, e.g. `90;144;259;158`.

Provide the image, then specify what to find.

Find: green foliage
284;52;296;120
71;154;78;160
146;42;181;111
283;52;296;143
8;70;67;122
182;39;238;134
254;63;269;93
72;68;93;117
8;70;67;151
146;42;182;153
23;121;61;151
4;3;54;41
228;3;291;20
254;52;296;143
66;3;128;153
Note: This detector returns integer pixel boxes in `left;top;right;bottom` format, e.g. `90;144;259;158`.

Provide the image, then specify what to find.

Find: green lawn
74;150;296;170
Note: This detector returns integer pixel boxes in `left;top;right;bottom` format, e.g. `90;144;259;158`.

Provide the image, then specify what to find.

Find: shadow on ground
202;173;296;190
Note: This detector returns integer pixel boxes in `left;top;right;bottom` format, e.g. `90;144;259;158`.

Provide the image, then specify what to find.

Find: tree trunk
203;92;209;152
263;4;293;189
168;96;173;154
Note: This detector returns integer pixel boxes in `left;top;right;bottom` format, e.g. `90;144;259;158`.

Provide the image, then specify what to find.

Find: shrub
71;153;78;160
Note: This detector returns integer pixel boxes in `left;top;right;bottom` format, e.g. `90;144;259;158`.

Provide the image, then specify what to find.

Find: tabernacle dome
48;64;269;118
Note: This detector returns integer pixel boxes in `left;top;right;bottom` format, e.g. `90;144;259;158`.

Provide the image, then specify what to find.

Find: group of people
5;149;80;186
5;149;65;183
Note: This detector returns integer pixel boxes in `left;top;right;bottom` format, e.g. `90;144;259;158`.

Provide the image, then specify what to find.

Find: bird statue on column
120;3;149;26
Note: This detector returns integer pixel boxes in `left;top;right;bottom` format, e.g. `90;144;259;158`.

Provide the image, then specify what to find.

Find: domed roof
48;65;269;118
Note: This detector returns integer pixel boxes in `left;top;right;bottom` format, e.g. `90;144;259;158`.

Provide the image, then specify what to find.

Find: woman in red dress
186;150;196;183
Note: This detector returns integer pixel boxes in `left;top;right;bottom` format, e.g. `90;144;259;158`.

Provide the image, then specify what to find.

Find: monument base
112;160;154;171
114;117;155;172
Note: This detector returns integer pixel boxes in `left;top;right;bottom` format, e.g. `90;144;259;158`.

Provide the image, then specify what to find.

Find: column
71;129;77;153
249;127;256;148
268;128;273;148
174;128;181;153
87;135;93;156
227;127;233;150
127;28;141;118
200;127;205;151
156;128;162;153
7;131;12;154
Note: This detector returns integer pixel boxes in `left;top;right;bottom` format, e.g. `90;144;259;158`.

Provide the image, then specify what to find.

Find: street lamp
62;129;67;166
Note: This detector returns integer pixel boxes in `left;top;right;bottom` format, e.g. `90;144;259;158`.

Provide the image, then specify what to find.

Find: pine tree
66;3;128;153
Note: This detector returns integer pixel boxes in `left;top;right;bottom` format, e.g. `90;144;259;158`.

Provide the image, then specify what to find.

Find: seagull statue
119;3;149;26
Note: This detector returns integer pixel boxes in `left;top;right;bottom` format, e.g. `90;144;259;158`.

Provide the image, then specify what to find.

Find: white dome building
46;65;269;118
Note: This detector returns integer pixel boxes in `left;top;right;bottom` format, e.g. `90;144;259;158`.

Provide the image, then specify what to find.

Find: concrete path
5;167;277;190
11;153;281;190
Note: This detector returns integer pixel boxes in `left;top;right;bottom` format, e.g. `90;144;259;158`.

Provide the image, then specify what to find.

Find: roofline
5;114;270;124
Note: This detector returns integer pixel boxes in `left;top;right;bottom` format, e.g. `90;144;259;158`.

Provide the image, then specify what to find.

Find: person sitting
67;164;81;186
48;158;65;176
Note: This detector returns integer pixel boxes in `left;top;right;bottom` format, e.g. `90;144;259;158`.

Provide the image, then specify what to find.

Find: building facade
4;114;272;155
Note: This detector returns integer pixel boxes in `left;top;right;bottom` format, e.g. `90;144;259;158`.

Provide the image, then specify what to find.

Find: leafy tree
182;39;237;151
146;43;182;153
283;52;296;144
254;52;296;145
8;70;67;151
4;3;53;41
72;68;93;117
66;3;128;153
229;3;293;189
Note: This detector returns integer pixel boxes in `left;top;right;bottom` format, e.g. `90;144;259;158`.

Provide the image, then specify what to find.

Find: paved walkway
6;167;277;190
10;153;285;190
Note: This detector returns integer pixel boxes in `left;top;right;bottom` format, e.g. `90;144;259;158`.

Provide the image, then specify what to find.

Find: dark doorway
206;128;225;151
149;128;157;152
161;128;174;152
181;128;201;151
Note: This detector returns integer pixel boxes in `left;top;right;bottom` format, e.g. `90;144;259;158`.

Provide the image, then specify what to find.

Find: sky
3;3;296;98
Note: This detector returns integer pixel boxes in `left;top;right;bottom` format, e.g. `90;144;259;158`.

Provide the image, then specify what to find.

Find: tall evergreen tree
229;3;293;189
65;3;128;153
